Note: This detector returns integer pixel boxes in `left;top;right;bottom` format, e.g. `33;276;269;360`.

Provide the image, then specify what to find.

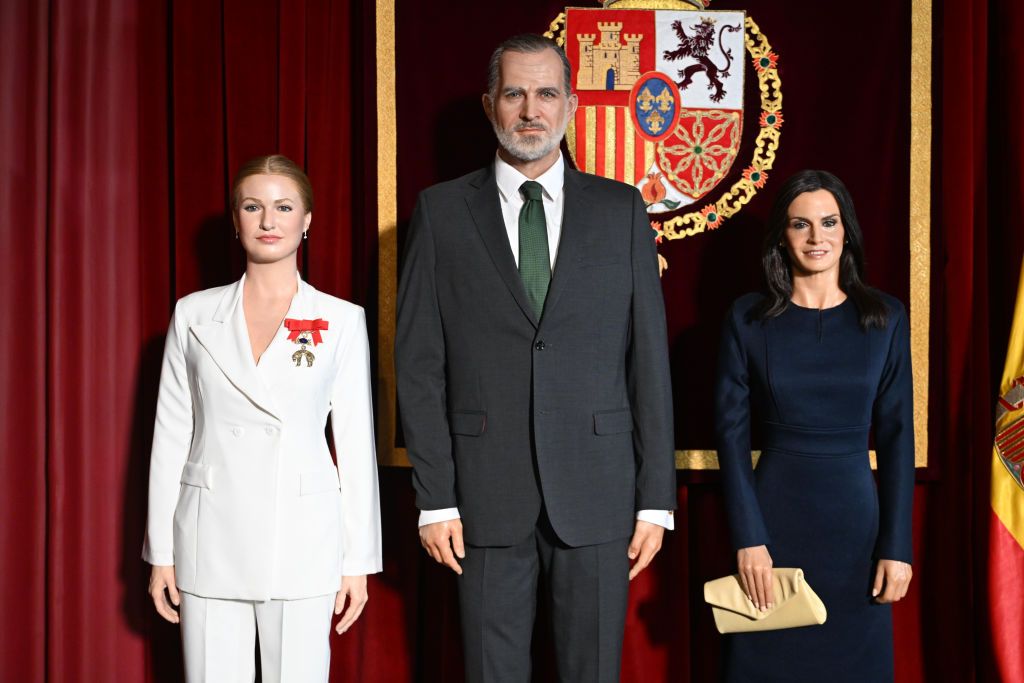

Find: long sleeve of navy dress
714;292;914;683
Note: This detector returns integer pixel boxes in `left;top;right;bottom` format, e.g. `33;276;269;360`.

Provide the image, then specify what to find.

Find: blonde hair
231;154;314;213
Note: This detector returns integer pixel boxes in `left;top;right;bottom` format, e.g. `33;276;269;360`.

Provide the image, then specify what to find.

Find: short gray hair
486;34;573;98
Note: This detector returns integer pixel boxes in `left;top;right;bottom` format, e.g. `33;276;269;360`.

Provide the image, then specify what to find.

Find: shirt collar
494;152;565;203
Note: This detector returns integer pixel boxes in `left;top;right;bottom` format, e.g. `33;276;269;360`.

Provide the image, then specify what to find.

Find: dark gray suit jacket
396;163;676;548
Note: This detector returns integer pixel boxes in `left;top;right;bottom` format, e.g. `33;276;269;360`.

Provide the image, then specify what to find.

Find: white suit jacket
142;275;382;601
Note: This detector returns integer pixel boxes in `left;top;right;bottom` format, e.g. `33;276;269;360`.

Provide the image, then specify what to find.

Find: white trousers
179;591;335;683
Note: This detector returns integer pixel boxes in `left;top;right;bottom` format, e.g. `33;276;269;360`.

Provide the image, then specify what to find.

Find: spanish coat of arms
996;376;1024;490
545;0;782;240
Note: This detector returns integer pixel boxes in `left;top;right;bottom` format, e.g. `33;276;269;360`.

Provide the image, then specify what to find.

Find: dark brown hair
754;169;889;329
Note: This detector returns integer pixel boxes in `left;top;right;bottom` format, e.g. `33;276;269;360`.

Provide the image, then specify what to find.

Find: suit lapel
465;166;540;328
256;276;319;388
542;168;592;321
189;276;282;420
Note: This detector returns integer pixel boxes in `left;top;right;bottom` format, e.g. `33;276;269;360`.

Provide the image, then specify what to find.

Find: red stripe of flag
595;107;606;177
989;509;1024;683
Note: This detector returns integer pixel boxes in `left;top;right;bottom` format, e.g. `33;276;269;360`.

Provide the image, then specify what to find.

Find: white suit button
231;427;243;437
265;426;276;436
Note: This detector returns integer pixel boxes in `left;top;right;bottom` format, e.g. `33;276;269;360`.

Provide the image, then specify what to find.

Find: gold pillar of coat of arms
545;0;782;247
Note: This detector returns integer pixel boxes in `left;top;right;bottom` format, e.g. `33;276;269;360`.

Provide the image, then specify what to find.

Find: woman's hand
148;564;180;624
737;545;774;611
872;559;912;603
334;575;368;634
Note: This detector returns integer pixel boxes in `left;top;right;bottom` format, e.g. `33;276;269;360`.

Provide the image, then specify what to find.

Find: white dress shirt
418;154;674;532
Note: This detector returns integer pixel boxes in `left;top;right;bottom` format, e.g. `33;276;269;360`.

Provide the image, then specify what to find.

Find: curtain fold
45;1;150;679
920;0;988;681
0;1;48;680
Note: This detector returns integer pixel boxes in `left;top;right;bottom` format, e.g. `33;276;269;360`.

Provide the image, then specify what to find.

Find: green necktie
518;180;550;318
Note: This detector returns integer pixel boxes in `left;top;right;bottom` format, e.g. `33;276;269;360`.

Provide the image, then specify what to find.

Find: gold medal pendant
291;334;315;367
292;345;315;367
284;318;328;368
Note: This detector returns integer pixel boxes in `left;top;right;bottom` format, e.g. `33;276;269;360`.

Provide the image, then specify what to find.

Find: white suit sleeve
143;302;194;566
331;307;383;575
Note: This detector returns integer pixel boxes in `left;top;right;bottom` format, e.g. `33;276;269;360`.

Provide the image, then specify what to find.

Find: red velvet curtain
0;0;383;680
1;0;1022;681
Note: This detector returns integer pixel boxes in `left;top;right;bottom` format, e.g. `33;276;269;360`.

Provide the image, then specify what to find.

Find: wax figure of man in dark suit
396;34;677;682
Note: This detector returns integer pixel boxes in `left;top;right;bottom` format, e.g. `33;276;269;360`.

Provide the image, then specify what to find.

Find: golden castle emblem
576;22;644;90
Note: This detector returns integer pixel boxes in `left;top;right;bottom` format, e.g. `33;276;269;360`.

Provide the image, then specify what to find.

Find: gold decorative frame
375;0;930;469
376;0;402;465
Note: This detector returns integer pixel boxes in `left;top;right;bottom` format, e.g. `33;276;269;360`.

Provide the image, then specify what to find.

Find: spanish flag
991;256;1024;682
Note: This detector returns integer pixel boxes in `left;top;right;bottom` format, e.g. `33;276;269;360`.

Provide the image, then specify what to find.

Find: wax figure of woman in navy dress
143;155;382;682
714;169;914;682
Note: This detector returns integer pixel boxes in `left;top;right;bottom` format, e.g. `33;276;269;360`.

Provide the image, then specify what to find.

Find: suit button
265;426;276;436
231;427;242;437
535;340;546;351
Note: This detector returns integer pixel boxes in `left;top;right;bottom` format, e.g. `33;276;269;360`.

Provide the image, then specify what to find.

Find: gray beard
493;119;567;162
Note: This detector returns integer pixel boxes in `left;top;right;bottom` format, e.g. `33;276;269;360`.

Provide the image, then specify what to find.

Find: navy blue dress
714;293;914;682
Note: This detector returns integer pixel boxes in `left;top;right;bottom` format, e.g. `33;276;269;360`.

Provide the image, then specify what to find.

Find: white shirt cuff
637;509;675;531
418;507;461;527
419;508;673;529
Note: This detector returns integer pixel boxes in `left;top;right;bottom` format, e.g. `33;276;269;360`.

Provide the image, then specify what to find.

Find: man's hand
419;519;465;575
627;520;664;580
872;559;912;603
148;564;180;624
335;575;369;634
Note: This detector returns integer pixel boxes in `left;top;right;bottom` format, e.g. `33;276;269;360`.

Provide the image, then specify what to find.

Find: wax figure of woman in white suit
143;154;382;682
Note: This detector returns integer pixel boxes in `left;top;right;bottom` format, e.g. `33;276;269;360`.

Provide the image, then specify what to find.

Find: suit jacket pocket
449;410;486;436
179;462;213;489
300;469;342;495
593;408;633;435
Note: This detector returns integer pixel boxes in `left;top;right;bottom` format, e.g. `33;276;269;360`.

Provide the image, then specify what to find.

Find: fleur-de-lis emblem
646;109;666;133
655;89;673;112
638;86;655;112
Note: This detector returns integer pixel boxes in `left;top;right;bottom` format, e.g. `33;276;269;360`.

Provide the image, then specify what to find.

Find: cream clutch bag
704;568;827;634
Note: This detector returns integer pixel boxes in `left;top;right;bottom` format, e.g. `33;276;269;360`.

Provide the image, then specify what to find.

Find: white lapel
189;275;282;421
258;276;326;380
